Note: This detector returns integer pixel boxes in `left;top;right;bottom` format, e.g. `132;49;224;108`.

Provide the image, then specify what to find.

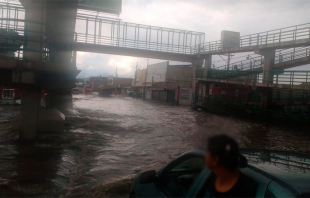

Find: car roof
182;149;310;193
241;149;310;194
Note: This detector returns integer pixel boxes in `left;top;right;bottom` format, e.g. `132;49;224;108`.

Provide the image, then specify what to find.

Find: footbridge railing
213;47;310;71
0;2;205;56
0;18;76;63
193;22;310;54
75;15;204;54
196;69;310;87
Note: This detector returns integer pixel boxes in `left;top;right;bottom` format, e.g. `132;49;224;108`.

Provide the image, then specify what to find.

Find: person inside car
198;134;258;197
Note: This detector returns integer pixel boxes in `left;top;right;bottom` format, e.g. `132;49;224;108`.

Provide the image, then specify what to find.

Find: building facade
132;68;151;98
146;61;193;105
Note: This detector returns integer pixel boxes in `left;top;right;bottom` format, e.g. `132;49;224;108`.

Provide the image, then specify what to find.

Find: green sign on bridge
78;0;122;14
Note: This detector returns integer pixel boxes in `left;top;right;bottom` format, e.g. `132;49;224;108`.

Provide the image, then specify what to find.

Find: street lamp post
144;59;149;100
133;62;138;98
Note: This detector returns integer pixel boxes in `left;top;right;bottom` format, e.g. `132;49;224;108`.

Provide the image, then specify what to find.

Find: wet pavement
0;94;310;197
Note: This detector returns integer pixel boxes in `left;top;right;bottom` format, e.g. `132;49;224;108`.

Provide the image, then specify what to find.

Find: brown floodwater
0;94;309;197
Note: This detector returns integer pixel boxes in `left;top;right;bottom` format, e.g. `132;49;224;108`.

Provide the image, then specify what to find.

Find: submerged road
0;94;309;197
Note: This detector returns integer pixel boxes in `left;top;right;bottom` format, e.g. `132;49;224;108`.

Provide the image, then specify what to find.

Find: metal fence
1;1;310;59
196;69;310;87
0;18;76;63
75;14;204;54
273;89;310;101
193;22;310;54
0;2;205;56
214;47;310;71
194;94;310;122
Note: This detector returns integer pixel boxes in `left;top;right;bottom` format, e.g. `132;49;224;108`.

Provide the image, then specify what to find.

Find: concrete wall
146;90;152;99
146;61;168;84
166;64;193;89
135;68;146;84
145;62;194;105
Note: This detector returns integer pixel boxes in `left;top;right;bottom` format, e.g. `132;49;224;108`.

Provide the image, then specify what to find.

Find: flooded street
0;94;310;197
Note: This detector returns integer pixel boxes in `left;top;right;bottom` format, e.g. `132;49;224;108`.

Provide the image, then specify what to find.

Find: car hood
241;149;310;193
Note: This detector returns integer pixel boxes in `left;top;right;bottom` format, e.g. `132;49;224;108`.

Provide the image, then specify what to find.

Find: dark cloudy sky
77;0;310;78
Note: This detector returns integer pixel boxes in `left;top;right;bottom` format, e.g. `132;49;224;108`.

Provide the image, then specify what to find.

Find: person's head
205;134;247;172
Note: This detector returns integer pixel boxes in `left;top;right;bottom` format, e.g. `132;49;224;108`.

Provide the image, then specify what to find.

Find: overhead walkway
0;2;204;62
194;47;310;90
1;2;310;64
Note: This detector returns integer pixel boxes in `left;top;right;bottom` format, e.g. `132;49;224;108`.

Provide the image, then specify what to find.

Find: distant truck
126;89;134;97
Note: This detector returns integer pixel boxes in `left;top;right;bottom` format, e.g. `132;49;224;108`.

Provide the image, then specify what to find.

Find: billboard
78;0;122;14
180;88;191;100
221;30;240;50
107;75;113;85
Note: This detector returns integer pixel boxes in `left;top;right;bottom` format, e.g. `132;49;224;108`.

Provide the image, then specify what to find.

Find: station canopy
78;0;122;14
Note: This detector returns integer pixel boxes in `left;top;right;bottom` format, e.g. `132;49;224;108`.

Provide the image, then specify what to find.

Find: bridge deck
75;42;194;62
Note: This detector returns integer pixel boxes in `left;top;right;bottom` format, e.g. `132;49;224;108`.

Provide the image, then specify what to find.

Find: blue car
130;149;310;197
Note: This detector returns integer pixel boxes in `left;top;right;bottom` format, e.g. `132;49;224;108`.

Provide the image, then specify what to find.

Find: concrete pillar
204;55;212;79
18;1;77;140
23;0;45;62
258;50;275;84
52;92;73;110
191;58;204;109
45;0;78;66
204;55;212;70
260;88;273;110
19;91;40;140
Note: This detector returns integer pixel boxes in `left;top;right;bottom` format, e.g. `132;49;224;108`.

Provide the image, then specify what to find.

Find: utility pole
144;59;149;100
133;62;138;97
227;53;231;70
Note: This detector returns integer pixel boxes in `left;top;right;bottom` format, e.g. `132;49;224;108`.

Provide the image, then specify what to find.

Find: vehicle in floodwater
0;88;21;105
84;86;93;94
130;149;310;198
72;88;80;95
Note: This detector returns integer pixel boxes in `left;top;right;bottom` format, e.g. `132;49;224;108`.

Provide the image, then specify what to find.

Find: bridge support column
204;55;212;70
191;58;205;109
260;88;273;109
259;88;274;119
257;49;275;84
16;1;78;141
19;90;40;140
45;0;78;67
204;55;212;78
23;0;45;62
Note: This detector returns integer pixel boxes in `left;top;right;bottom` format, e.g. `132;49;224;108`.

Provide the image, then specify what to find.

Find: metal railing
193;23;310;54
1;1;309;58
214;47;310;71
196;69;262;81
273;89;310;102
196;69;310;87
273;70;310;86
0;18;76;63
194;94;310;122
275;47;310;64
75;14;204;54
0;2;205;56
